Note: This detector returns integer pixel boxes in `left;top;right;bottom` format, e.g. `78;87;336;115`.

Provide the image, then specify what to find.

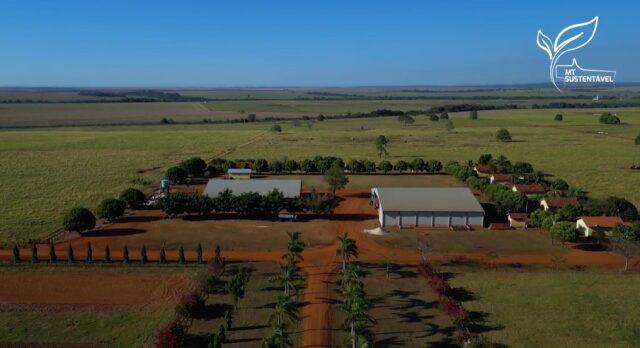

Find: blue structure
160;179;170;191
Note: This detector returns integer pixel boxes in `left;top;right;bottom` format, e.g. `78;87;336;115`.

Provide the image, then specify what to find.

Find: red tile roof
491;174;513;182
542;197;579;208
508;213;529;221
580;216;624;228
474;164;492;173
514;184;546;194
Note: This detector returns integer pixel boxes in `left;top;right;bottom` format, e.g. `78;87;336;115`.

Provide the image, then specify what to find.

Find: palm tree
336;233;358;270
269;295;299;327
262;322;293;348
271;258;303;296
341;292;374;348
285;231;306;260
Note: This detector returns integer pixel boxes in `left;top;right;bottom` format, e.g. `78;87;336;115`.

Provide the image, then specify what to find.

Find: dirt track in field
0;270;192;307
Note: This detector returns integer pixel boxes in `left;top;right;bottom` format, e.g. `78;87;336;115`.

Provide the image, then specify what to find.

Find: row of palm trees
336;233;374;348
262;232;306;348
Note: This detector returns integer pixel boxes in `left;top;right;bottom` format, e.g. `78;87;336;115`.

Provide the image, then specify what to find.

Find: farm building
473;164;493;178
227;168;252;180
512;183;546;196
540;197;579;211
490;174;513;185
576;216;623;237
371;187;484;228
508;212;528;228
204;179;301;198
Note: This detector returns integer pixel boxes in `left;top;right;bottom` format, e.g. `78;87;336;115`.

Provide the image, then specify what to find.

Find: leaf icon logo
536;16;599;91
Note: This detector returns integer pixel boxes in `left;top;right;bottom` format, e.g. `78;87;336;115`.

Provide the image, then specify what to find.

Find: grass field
443;265;640;347
1;107;640;245
330;263;456;347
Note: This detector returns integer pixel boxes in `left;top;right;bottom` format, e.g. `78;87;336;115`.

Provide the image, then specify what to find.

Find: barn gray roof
204;179;301;198
372;187;484;213
227;168;252;174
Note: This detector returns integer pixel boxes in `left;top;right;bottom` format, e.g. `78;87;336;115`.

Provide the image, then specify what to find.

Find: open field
76;209;335;252
373;228;567;255
0;266;195;346
330;263;456;347
443;265;640;347
1;107;640;244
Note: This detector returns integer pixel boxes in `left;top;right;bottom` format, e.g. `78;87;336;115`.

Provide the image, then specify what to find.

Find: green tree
140;244;148;264
48;241;57;263
323;163;349;194
300;159;316;173
336;233;358;271
635;133;640;145
223;310;232;331
554;113;563;121
362;160;376;174
86;242;93;262
178;245;185;264
31;243;38;263
269;295;299;327
62;207;96;233
159;244;166;264
608;224;640;271
429;114;439;121
253;158;269;173
165;166;188;183
496;128;512;142
122;244;129;264
286;231;306;260
12;243;20;263
96;198;126;221
247;113;257;122
440;112;449;119
470;110;478;120
196;242;203;263
180;157;207;177
272;257;303;296
67;243;74;263
283;159;298;173
271;124;282;132
394;160;409;173
119;188;146;207
104;245;110;263
397;114;415;126
317;114;325;121
269;160;284;173
550;221;577;246
378;160;393;173
444;119;455;132
375;135;388;157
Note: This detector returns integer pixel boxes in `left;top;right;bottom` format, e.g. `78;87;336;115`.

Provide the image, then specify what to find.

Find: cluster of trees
262;232;306;347
166;157;208;183
61;188;146;232
335;233;374;348
158;189;339;218
495;128;512;142
599;112;621;124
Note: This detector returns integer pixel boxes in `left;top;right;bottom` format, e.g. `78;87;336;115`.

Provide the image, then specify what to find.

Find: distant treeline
78;90;210;102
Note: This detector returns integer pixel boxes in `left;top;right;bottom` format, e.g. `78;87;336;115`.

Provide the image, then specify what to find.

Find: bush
599;113;620;124
271;124;282;132
550;221;578;245
176;292;205;318
179;157;207;177
554;113;563;121
165;166;188;183
378;160;393;173
440;112;449;119
119;188;146;207
429;114;439;121
636;133;640;145
495;128;512;142
469;110;478;120
62;207;96;232
96;198;126;221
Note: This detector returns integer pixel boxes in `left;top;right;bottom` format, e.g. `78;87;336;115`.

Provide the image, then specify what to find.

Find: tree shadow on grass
82;228;145;237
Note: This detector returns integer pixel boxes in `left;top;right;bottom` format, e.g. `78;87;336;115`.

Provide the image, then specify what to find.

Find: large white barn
371;187;485;228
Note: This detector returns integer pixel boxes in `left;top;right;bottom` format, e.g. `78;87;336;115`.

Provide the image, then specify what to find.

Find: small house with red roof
540;197;579;212
576;216;624;237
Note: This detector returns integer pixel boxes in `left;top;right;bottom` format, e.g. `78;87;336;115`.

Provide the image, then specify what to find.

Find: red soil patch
0;270;192;308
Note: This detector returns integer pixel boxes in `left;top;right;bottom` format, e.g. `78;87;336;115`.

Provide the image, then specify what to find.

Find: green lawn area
330;263;456;347
0;308;174;347
443;265;640;347
1;107;640;245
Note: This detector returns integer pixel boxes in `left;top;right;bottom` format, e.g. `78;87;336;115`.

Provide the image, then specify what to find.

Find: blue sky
0;0;638;86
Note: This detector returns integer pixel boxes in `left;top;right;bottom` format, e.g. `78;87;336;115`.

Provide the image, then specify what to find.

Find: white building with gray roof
371;187;484;228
